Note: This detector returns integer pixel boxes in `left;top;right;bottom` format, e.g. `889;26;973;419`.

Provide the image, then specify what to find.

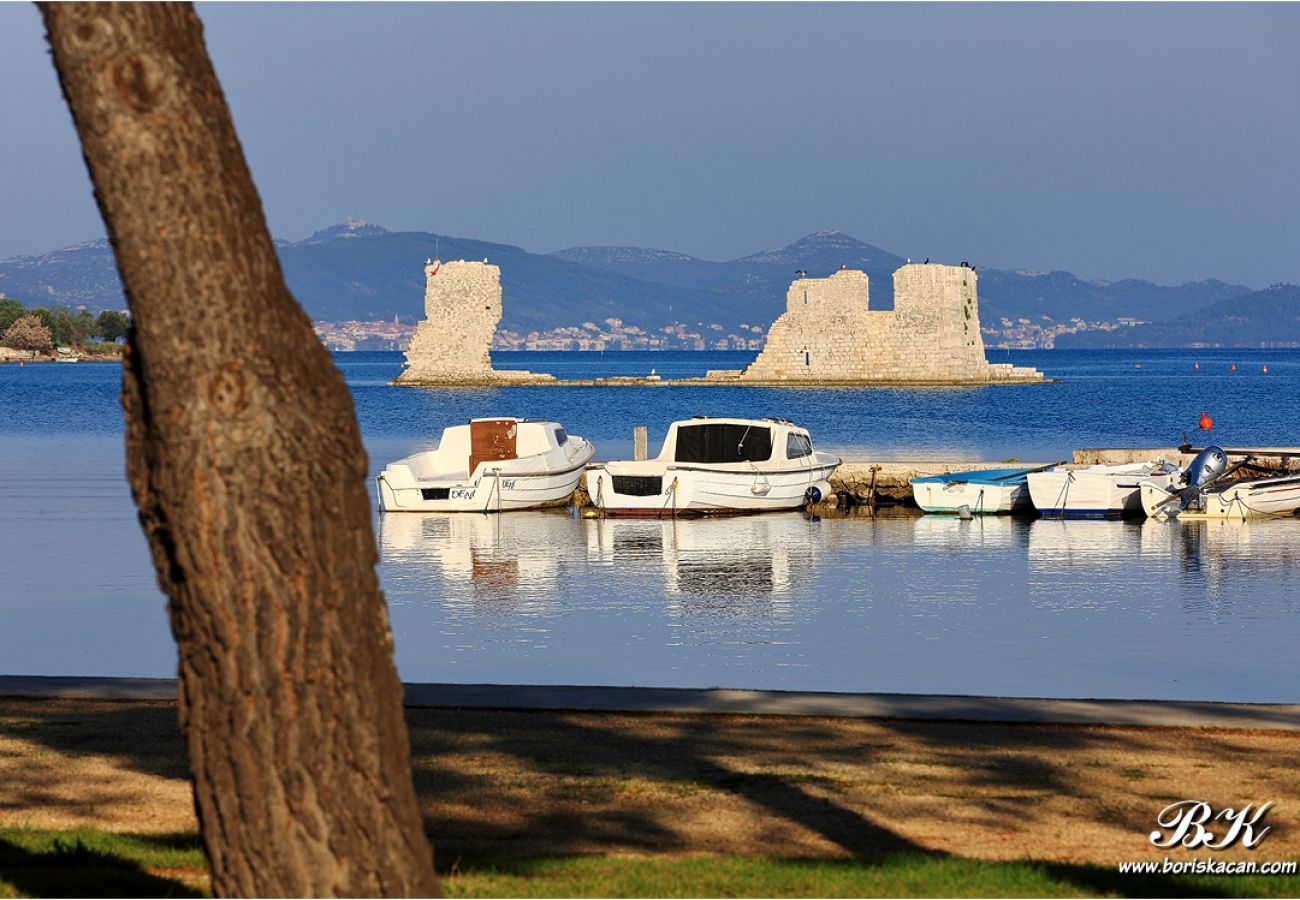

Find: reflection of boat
583;512;817;596
1139;516;1300;597
376;418;594;513
378;510;580;599
588;417;839;516
1026;519;1144;574
909;513;1022;550
1028;462;1177;518
1140;474;1300;521
911;466;1050;515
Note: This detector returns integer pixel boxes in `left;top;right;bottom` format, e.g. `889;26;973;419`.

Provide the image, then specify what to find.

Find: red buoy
1193;360;1200;370
1199;412;1214;431
1263;365;1269;375
1230;363;1238;372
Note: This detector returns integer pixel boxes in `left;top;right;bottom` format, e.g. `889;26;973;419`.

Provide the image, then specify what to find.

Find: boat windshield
674;423;772;464
786;433;812;459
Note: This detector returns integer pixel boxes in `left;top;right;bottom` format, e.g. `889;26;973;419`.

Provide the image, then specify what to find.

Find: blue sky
2;2;1297;286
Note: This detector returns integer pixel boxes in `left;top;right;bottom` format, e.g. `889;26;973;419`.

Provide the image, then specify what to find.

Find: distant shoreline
0;347;123;363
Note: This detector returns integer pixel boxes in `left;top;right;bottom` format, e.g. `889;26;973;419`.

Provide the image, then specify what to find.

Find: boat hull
590;460;840;517
1140;476;1300;521
911;480;1030;515
1028;466;1176;518
378;440;594;513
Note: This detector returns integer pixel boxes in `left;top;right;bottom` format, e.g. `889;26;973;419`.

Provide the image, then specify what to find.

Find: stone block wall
892;264;987;378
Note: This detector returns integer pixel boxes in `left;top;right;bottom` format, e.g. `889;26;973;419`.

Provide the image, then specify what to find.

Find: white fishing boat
376;418;594;513
910;465;1054;515
1140;473;1300;521
588;417;840;516
1028;461;1178;518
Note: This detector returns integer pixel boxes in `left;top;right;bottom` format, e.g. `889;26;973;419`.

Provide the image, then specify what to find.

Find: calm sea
2;348;1298;701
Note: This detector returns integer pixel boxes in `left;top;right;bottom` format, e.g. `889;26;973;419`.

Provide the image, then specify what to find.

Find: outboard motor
1187;446;1228;488
804;480;834;505
1180;445;1228;509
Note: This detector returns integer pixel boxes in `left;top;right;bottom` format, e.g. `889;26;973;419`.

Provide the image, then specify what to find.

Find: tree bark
39;4;438;895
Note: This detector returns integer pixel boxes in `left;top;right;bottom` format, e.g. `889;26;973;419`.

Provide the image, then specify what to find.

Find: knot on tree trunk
208;362;251;418
110;51;165;113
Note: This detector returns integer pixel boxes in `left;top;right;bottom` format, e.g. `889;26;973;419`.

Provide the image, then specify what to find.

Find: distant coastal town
313;316;767;353
311;313;1147;352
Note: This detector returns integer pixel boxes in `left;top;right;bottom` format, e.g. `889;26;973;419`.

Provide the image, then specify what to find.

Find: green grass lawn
0;828;205;898
2;828;1297;898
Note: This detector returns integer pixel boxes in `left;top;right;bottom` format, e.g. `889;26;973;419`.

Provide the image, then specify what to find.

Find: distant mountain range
1;221;1292;346
1055;283;1300;349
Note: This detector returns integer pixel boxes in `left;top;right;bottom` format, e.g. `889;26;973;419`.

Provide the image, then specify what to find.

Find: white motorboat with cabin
588;417;840;516
376;418;594;513
1028;461;1179;518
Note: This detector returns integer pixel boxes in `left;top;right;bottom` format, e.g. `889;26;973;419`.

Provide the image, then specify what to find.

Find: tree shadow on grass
0;699;194;832
410;707;936;861
3;696;1296;899
0;834;204;899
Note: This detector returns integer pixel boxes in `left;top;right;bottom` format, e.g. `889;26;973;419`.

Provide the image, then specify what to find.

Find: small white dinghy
1028;461;1178;518
376;418;594;513
588;417;840;516
1141;444;1300;521
910;465;1059;515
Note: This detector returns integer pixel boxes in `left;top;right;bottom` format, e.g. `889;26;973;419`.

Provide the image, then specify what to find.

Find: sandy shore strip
6;676;1300;731
1;685;1297;866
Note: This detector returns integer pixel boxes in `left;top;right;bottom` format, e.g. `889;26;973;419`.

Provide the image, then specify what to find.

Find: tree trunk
39;4;438;895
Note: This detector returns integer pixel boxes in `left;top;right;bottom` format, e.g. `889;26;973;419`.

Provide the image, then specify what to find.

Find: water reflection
1141;518;1300;607
909;513;1025;551
1024;516;1300;613
1028;519;1144;575
584;514;818;598
371;506;1300;701
378;510;581;611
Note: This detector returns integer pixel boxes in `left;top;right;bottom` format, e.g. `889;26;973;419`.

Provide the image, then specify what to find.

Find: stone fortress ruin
728;263;1043;384
395;259;553;385
393;256;1043;387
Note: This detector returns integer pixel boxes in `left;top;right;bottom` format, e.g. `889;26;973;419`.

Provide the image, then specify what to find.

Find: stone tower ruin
737;263;1042;383
395;259;552;386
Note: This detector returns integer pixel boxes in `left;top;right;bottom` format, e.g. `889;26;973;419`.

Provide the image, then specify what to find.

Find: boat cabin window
674;423;772;464
786;433;813;459
554;427;568;446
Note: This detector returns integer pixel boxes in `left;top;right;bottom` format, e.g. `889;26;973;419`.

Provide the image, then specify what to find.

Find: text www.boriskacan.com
1118;858;1297;876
